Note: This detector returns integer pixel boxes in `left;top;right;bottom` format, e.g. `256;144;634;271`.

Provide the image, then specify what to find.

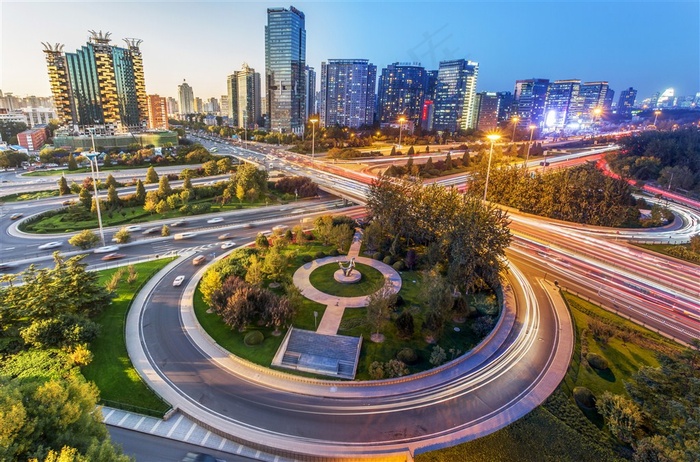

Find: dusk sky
2;1;698;102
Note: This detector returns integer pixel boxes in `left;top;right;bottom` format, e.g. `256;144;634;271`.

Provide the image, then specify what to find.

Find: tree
57;176;71;196
113;228;131;244
217;157;232;173
155;199;171;215
261;244;288;282
202;160;219;176
313;215;335;246
182;176;193;191
68;230;99;250
690;234;700;253
134;179;146;204
461;149;470;167
157;175;172;199
366;285;396;342
67;154;78;171
106;184;119;207
395;311;415;339
596;391;643;444
145;165;159;183
245;254;264;286
0;150;28;168
78;186;92;209
390;146;396;156
407;146;415;156
330;223;353;252
255;233;270;250
161;224;170;236
143;190;159;214
445;152;453;169
102;153;113;167
105;174;117;189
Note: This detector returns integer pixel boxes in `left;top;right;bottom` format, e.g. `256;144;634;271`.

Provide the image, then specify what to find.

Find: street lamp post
309;117;318;162
398;116;406;149
653;110;661;127
524;124;536;173
86;129;105;246
511;116;520;142
484;133;501;201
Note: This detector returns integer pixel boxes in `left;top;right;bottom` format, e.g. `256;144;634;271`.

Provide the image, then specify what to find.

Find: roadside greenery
636;235;700;264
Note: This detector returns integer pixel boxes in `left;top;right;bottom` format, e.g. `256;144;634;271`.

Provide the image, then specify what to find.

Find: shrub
429;345;447;366
244;330;264;346
573;386;596;409
369;361;385;380
586;353;610;371
329;249;340;257
301;254;313;263
392;261;406;271
395;311;414;339
382;256;393;265
396;347;418;364
372;252;383;261
314;251;326;259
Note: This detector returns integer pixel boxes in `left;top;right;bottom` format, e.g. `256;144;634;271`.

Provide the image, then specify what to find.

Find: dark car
181;453;220;462
539;161;550;166
101;253;126;261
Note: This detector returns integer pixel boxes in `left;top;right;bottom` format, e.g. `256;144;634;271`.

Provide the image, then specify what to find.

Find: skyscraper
147;94;168;130
166;97;178;116
512;78;549;128
42;31;148;134
178;80;194;115
578;81;611;123
616;87;637;115
305;66;316;119
229;63;262;128
265;6;306;134
433;59;479;131
319;59;376;128
543;79;581;130
475;92;500;132
496;91;513;123
377;63;427;126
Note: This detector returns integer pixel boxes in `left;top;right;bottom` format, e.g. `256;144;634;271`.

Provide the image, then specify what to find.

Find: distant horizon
2;1;698;102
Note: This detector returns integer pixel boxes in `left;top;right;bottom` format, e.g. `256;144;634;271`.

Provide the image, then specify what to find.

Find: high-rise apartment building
377;62;427;126
228;63;262;128
220;95;229;118
616;88;636;115
433;59;479;131
496;91;513;123
166;97;178;116
319;59;376;128
146;95;168;130
305;66;316;119
543;79;581;130
265;6;306;134
178;80;194;115
475;92;500;132
42;31;148;134
578;81;611;123
194;97;203;114
512;78;549;128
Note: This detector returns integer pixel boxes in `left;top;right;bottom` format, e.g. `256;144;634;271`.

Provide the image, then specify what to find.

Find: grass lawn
308;262;384;297
417;291;683;462
635;242;700;265
82;258;175;417
1;189;60;202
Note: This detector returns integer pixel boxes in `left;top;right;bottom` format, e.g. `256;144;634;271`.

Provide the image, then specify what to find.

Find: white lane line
166;414;184;438
201;430;212;446
133;415;146;430
183;422;197;441
149;419;162;434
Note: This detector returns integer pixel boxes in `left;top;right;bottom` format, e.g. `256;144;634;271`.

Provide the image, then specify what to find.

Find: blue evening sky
2;1;698;102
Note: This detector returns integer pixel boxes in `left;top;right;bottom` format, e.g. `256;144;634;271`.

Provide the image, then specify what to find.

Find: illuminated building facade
377;62;427;126
475;92;500;132
543;79;581;130
229;63;262;128
433;59;479;131
512;78;549;128
319;59;376;128
616;87;637;115
42;31;148;134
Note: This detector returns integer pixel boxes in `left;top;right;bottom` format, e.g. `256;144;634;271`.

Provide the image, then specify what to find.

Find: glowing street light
398;115;407;148
653;110;661;127
511;116;520;141
484;133;501;201
524;124;537;172
592;107;603;138
309;117;319;162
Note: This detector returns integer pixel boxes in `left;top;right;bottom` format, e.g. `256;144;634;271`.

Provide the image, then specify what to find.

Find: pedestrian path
102;407;295;461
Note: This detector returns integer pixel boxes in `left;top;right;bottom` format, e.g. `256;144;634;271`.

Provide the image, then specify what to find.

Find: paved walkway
291;229;402;334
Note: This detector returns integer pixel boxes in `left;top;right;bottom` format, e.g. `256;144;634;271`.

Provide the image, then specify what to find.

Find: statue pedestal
334;269;361;284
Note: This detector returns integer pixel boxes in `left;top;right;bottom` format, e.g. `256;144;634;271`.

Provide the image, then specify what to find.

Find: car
142;227;161;235
218;233;233;240
10;213;23;220
94;245;120;254
220;241;236;250
0;262;16;272
173;232;197;240
192;255;207;266
61;200;74;206
124;225;142;232
207;217;224;224
241;223;253;228
38;241;63;250
272;224;289;233
170;219;186;227
181;452;220;462
539;161;550;166
101;253;125;261
172;275;186;287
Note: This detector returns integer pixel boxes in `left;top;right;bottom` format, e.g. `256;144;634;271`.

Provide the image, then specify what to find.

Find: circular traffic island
308;262;384;297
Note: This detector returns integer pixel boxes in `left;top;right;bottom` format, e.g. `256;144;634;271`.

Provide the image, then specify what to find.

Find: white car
38;241;63;250
207;217;224;224
173;232;197;240
94;245;119;254
172;275;186;287
124;225;142;232
220;241;236;250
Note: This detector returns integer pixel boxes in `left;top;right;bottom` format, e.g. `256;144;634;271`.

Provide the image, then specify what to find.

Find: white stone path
291;229;402;335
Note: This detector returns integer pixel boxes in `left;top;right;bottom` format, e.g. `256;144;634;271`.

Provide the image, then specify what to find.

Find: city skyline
2;1;699;103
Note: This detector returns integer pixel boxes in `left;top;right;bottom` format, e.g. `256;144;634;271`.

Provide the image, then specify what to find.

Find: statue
338;257;356;277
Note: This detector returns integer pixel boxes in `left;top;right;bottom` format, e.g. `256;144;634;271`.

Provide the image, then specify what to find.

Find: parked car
192;255;206;266
172;275;186;287
10;213;23;220
38;241;63;250
220;241;236;250
207;217;224;224
94;245;119;254
101;253;125;261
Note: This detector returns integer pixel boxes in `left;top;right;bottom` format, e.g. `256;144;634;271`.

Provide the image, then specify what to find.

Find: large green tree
145;165;159;184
